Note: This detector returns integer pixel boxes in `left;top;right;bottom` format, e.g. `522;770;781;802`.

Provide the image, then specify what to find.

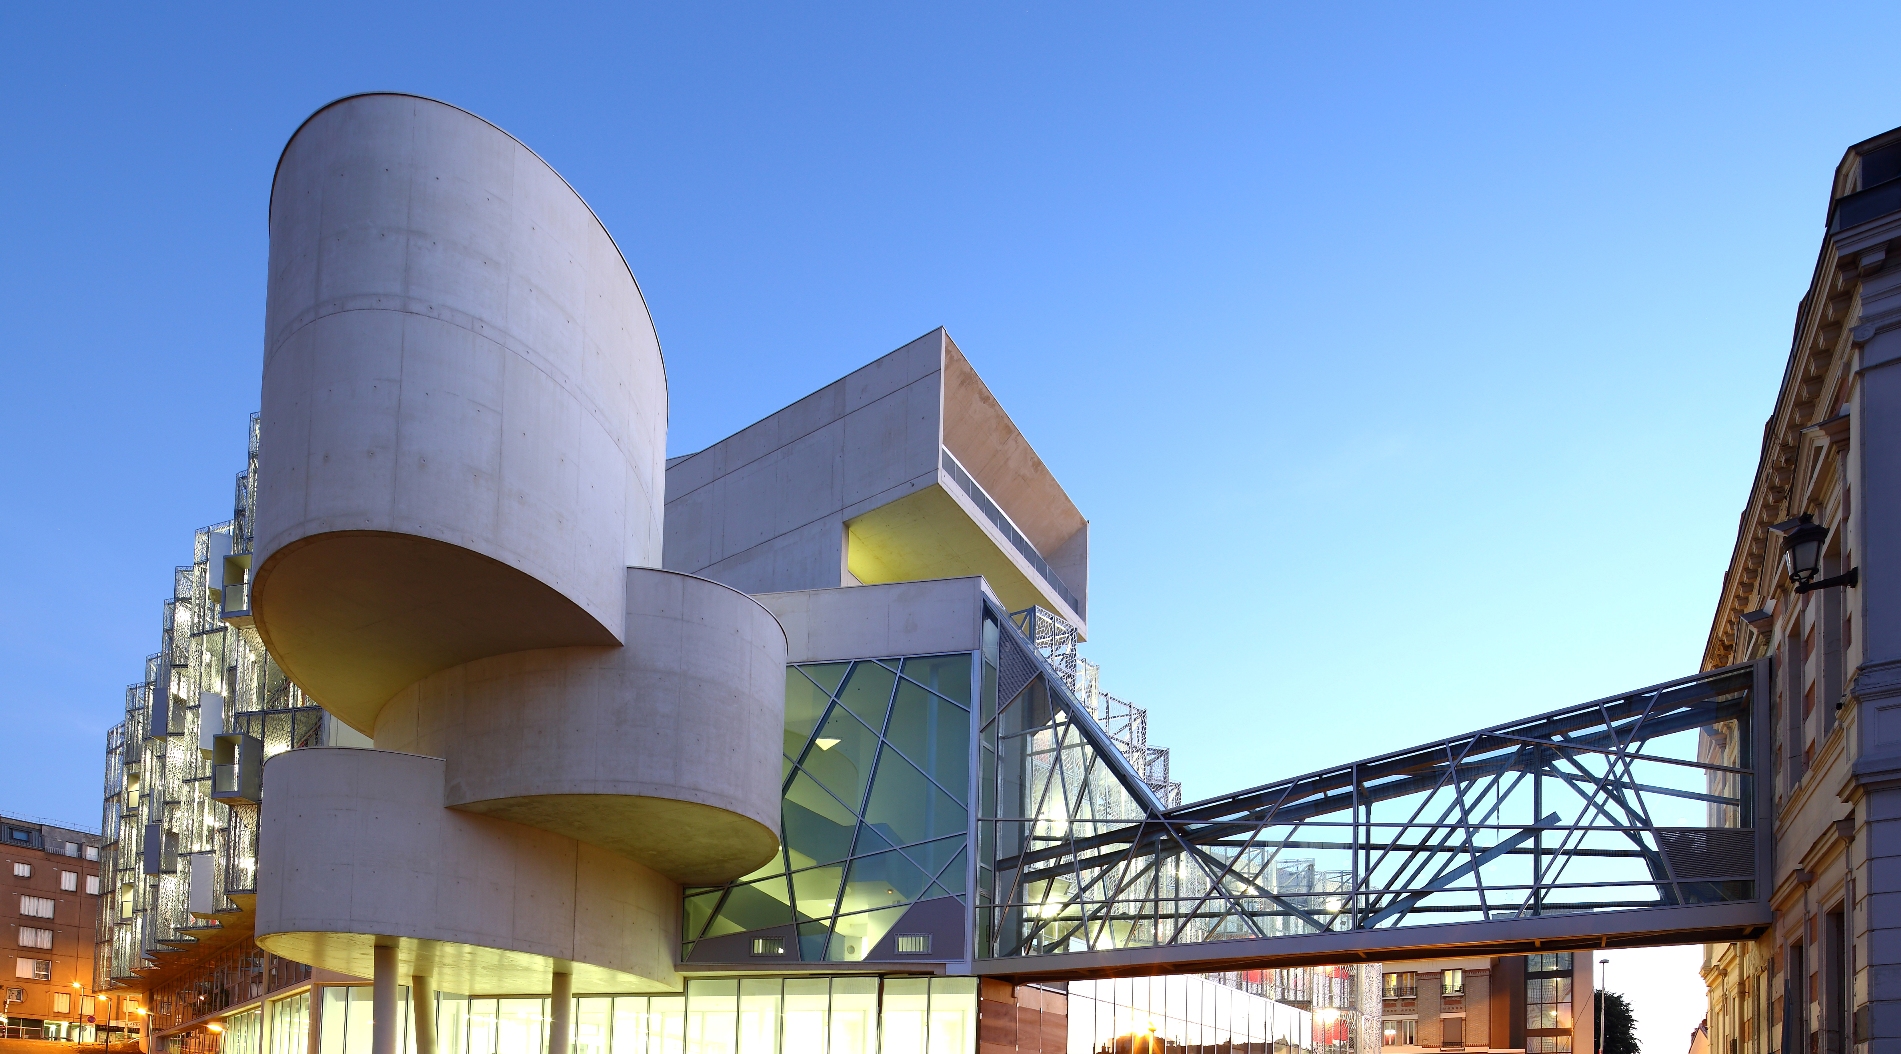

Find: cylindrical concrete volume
252;93;669;734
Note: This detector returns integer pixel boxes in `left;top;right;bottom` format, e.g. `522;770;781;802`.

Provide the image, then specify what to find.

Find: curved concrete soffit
270;91;668;400
253;747;683;994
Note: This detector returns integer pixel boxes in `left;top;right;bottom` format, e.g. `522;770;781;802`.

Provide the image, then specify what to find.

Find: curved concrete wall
253;93;667;732
255;748;680;994
373;568;786;885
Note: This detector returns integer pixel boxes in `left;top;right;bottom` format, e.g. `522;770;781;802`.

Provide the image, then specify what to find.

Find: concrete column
373;945;398;1054
411;975;436;1054
549;971;573;1054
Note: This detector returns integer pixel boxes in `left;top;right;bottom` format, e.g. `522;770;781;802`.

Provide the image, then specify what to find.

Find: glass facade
1525;953;1574;1053
311;978;974;1054
1065;976;1311;1054
686;656;974;962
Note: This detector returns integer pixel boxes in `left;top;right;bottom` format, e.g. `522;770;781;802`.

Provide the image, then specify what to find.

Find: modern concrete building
1698;125;1901;1053
4;815;106;1041
96;92;1787;1054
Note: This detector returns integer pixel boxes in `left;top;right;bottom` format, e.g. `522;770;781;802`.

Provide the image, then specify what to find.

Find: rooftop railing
940;446;1084;616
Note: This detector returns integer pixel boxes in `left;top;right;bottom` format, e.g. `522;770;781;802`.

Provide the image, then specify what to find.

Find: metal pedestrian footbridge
973;621;1771;980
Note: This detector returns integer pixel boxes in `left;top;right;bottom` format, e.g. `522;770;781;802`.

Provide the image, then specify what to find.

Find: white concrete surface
255;747;681;995
663;328;1089;630
372;568;786;885
252;94;667;728
751;576;990;664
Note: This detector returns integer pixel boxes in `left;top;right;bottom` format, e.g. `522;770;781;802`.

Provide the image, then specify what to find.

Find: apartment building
3;815;106;1040
1376;956;1592;1054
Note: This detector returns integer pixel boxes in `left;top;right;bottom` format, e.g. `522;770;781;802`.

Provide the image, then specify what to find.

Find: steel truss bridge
976;614;1771;980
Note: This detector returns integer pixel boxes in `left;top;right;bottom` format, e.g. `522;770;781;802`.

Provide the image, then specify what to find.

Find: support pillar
549;970;573;1054
411;975;436;1054
373;945;398;1054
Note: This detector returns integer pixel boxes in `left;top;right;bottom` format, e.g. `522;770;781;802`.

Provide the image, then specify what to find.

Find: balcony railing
939;446;1083;616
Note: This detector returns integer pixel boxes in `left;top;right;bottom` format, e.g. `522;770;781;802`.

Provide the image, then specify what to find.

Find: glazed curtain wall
685;655;975;962
1065;976;1311;1054
310;978;976;1054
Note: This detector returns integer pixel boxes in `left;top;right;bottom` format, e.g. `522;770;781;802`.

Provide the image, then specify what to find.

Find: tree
1595;990;1639;1054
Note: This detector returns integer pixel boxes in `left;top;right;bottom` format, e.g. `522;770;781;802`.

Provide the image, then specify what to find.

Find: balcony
937;448;1083;615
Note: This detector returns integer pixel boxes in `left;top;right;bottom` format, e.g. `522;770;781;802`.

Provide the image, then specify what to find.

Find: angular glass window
928;846;969;897
901;655;972;708
803;707;882;812
795;920;833;962
785;670;834;763
834;662;897;732
901;836;964;886
783;772;859;870
827;905;910;962
837;850;933;917
800;662;851;698
863;745;967;848
791;865;846;924
684;890;721;942
885;678;970;801
704;879;794;938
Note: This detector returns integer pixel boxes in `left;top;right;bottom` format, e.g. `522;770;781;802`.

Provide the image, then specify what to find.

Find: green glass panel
795;921;832;962
790;865;845;922
785;670;833;762
825;905;909;962
900;655;972;708
783;772;858;870
835;661;897;732
802;706;881;811
885;678;969;801
683;890;720;942
852;822;895;857
929;846;969;896
703;879;794;937
837;850;932;917
734;846;787;884
900;835;964;879
799;662;851;697
863;744;967;847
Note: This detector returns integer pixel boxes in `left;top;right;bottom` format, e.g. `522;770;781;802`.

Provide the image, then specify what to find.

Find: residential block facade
3;815;106;1040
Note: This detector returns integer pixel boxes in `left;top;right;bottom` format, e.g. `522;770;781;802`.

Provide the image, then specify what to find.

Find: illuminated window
1441;970;1464;996
1383;972;1418;998
1383;1019;1416;1046
20;896;54;919
54;992;71;1014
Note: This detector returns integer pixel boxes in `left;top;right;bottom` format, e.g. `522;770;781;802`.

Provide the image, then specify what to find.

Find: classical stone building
1700;125;1901;1053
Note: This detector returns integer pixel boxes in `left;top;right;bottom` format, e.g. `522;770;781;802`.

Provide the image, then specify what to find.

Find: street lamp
1598;959;1609;1054
1774;514;1859;594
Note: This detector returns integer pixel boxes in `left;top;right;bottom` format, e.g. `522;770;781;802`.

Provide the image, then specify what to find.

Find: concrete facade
255;749;679;996
662;330;1089;630
246;94;786;1049
252;93;667;732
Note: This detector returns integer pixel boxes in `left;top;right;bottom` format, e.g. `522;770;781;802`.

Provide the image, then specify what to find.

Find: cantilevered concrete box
664;329;1089;632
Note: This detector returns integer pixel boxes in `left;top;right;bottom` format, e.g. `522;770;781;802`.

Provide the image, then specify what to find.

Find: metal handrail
940;447;1083;615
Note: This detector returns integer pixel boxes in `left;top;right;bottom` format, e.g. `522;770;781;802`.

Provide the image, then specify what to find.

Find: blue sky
1;2;1893;883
